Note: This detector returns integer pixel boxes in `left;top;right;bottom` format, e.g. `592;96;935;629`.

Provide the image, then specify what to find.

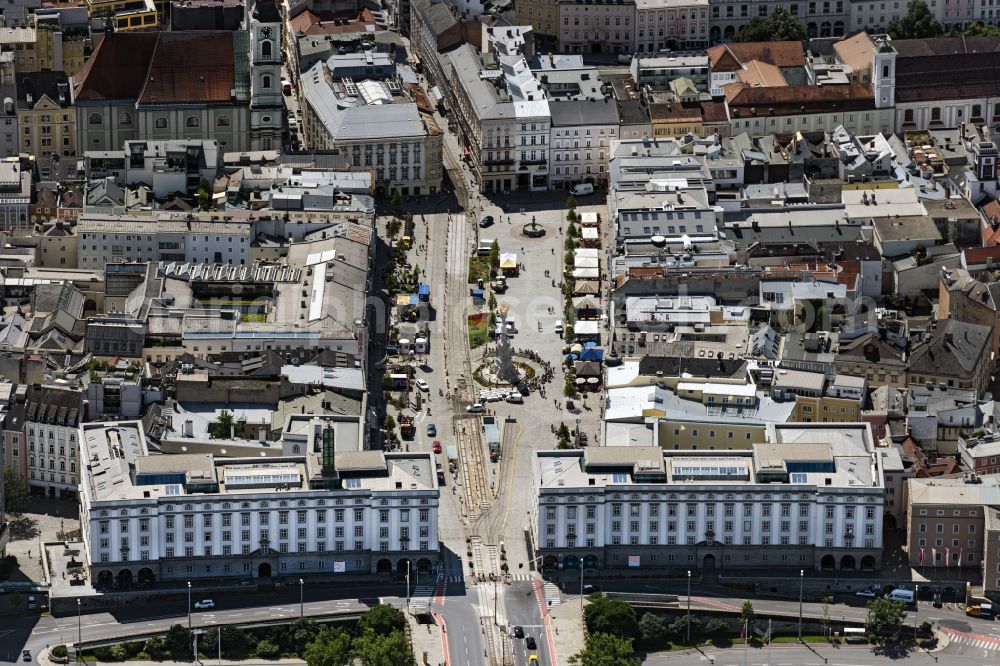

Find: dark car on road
479;216;494;228
513;626;524;638
526;637;537;650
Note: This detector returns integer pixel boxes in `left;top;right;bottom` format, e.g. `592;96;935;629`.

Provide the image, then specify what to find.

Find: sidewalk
548;597;587;664
408;611;447;666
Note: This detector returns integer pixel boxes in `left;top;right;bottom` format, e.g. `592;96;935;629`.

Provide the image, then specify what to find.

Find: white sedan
415;379;430;392
194;599;216;609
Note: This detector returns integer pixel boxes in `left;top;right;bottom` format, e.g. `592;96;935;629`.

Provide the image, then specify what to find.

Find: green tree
566;194;578;210
303;627;353;666
143;636;167;660
51;646;68;659
564;374;579;398
386;217;402;238
568;632;641;666
352;630;415;666
946;21;1000;36
195;180;214;211
212;410;235;439
735;9;807;42
163;624;192;659
669;614;701;642
583;595;639;639
219;626;252;659
382;414;396;432
3;467;29;515
739;600;756;630
865;597;906;643
108;644;128;661
358;604;407;635
705;618;730;639
638;612;672;649
489;240;501;271
253;639;281;659
391;191;403;211
887;0;943;38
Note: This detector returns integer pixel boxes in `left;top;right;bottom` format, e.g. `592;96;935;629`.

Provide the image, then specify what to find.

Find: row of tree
79;605;415;666
571;593;924;662
730;1;999;44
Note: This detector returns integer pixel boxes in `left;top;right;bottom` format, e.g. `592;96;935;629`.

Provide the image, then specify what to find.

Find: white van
887;588;915;604
572;183;594;196
506;392;523;404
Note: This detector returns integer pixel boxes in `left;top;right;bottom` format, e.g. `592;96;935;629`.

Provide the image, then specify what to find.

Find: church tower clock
247;0;283;151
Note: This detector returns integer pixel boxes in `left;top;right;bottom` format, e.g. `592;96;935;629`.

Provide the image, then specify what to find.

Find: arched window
186;116;200;128
262;40;272;59
155;117;167;129
262;74;272;90
882;65;889;78
217;115;231;127
88;113;102;126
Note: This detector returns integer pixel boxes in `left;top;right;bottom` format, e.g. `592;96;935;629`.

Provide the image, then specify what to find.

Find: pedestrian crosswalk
408;584;435;612
543;581;561;607
441;573;538;583
943;628;1000;652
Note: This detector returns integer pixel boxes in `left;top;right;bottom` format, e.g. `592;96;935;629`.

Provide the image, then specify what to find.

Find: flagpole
768;618;772;666
744;618;749;666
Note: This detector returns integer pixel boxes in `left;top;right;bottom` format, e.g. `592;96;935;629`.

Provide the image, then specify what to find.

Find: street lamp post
76;598;81;664
299;578;304;621
406;560;411;609
686;570;692;644
798;569;804;641
187;581;192;631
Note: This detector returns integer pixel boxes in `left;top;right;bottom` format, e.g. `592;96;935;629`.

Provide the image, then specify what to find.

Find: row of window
544;491;878;503
97;539;432;563
549;519;875;536
88;113;233;129
549;503;877;519
97;496;430;518
548;535;877;548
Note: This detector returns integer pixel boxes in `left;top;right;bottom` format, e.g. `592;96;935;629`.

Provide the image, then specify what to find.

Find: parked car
22;650;30;662
554;320;563;334
933;592;943;608
432;441;442;454
479;215;494;228
194;599;215;609
467;403;485;413
415;379;430;392
855;588;877;598
427;423;437;437
582;584;600;594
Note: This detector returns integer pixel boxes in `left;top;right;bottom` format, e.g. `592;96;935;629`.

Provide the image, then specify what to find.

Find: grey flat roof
549;99;620;126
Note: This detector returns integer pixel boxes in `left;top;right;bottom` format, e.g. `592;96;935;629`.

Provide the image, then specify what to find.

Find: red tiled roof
981;199;1000;245
73;33;159;102
707;41;805;72
74;32;236;106
724;82;874;114
963;245;1000;266
291;8;381;36
138;33;236;105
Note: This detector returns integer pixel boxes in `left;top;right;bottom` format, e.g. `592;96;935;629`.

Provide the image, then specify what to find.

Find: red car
432;441;442;454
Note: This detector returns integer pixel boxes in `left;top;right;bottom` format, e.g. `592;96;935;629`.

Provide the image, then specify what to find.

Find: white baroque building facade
532;423;885;572
80;422;440;587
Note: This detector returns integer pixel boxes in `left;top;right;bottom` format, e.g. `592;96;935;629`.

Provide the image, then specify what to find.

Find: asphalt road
642;643;992;666
504;581;555;666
